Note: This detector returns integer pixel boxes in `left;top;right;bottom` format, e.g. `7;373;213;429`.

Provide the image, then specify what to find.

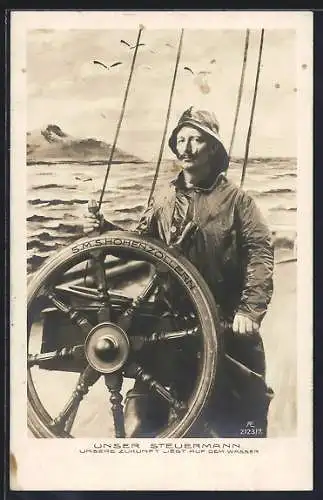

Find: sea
27;158;297;275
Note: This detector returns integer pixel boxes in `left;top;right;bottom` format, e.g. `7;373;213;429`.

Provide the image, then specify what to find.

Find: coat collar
170;170;226;193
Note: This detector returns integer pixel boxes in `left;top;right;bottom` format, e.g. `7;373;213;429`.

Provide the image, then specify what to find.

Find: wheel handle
87;199;111;320
88;199;102;236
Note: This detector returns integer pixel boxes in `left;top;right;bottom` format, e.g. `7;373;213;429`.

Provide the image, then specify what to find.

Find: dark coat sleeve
101;218;123;232
235;190;274;324
134;198;159;237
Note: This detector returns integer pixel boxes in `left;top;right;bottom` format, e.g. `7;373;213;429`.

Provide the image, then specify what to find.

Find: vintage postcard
10;10;313;490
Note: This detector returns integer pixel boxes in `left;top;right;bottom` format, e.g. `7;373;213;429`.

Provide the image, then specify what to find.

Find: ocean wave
27;240;62;252
92;189;116;196
33;172;53;176
119;183;149;191
270;173;297;179
31;184;78;191
249;188;295;198
28;198;88;206
115;205;145;214
27;214;60;222
27;214;81;225
269;206;296;212
273;236;295;250
28;230;80;242
109;217;137;226
38;223;83;234
263;188;294;195
27;254;49;272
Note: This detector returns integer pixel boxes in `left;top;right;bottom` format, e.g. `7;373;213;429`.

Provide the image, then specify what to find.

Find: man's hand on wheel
82;212;104;235
232;313;259;336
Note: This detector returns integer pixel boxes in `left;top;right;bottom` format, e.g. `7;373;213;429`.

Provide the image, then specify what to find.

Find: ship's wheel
27;231;222;438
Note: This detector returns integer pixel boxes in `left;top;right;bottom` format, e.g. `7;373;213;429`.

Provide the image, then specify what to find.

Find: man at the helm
83;106;275;437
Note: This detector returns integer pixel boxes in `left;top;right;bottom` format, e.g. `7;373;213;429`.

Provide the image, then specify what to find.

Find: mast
148;29;184;205
97;26;144;211
240;29;265;188
228;29;250;165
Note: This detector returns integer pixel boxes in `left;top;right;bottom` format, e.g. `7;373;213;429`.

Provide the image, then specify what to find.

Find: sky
27;28;298;160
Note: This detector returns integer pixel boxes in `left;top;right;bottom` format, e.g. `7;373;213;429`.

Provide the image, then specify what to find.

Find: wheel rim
27;231;221;438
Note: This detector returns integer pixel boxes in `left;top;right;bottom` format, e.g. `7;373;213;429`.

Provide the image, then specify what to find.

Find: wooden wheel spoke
50;365;100;434
118;272;160;331
145;325;199;344
104;372;125;438
134;364;187;415
63;405;79;435
129;326;199;352
87;251;109;297
28;345;84;368
88;251;113;322
54;283;100;300
55;283;133;309
46;289;94;334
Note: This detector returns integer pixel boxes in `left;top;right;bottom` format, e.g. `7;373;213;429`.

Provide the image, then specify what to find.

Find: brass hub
84;322;130;373
94;337;118;362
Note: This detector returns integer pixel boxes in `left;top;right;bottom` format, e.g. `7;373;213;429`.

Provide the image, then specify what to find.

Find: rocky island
27;124;144;165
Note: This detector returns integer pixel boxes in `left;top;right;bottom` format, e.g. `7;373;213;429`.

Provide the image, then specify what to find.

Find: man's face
175;126;215;171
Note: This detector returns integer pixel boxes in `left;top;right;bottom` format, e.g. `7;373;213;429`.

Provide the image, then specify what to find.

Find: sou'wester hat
168;106;226;155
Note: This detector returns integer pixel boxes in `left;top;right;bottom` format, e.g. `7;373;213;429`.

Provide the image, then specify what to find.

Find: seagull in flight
184;66;211;76
184;66;194;75
120;39;155;53
120;39;146;50
75;176;93;182
93;60;123;70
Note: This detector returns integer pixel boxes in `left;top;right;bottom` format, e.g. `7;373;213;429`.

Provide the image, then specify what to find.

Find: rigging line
240;29;265;188
98;26;144;211
228;29;250;165
147;29;184;206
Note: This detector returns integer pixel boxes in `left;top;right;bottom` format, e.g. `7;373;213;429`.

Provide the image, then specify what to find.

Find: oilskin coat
136;170;274;325
132;165;275;437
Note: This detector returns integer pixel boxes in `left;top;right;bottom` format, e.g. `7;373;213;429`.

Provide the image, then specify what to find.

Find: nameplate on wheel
71;237;196;290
